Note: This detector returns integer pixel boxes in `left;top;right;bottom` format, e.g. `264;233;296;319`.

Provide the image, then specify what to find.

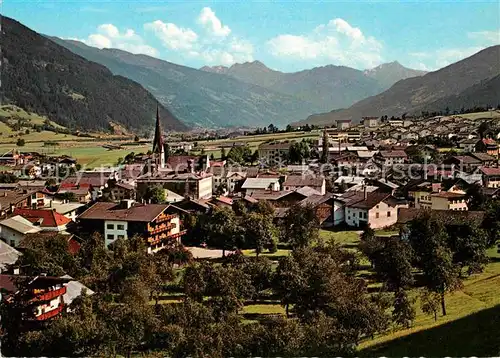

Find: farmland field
0;141;149;168
459;110;500;120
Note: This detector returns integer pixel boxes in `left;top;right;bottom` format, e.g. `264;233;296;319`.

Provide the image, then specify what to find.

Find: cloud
197;7;231;37
144;20;198;50
74;24;159;57
467;30;500;45
267;17;383;69
146;9;253;65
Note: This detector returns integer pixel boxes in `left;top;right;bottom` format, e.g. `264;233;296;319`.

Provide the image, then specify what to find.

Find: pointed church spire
153;103;163;153
152;103;166;168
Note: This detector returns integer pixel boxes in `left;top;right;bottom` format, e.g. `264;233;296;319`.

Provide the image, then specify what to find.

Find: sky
3;0;500;72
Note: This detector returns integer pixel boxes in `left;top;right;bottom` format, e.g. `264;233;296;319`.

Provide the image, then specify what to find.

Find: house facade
78;200;185;253
258;142;292;166
481;167;500;188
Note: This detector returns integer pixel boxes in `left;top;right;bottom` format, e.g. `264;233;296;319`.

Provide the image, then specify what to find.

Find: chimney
121;199;134;209
363;182;367;200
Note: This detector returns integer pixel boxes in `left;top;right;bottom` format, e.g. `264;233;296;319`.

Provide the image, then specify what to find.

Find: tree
320;128;329;163
124;152;136;164
482;200;500;247
466;182;487;210
281;204;320;248
227;145;252;164
420;289;441;321
144;186;165;204
392;289;416;329
220;147;227;160
242;212;276;257
407;212;462;316
207;207;238;256
446;220;489;276
16;138;25;146
273;246;390;343
478;120;492;139
273;255;303;317
14;234;81;277
163;143;171;159
134;135;140;142
288;141;311;163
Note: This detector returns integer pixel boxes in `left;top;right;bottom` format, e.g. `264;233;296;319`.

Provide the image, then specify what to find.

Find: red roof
213;196;233;205
13;208;72;228
482;138;497;145
481;167;500;176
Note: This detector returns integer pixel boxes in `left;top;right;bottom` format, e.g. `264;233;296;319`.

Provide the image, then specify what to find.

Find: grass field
361;261;500;356
193;130;320;157
0;141;149;168
459;110;500;120
0;105;67;130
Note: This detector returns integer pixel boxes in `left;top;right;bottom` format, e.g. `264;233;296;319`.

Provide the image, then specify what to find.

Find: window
376;212;379;219
107;234;114;241
106;223;114;230
387;211;391;217
10;240;15;247
117;235;125;240
117;224;125;230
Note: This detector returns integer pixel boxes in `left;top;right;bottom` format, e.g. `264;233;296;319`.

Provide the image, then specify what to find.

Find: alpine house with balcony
0;275;72;324
77;200;185;253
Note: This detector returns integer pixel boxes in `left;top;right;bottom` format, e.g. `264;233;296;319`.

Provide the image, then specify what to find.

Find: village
1;108;500;355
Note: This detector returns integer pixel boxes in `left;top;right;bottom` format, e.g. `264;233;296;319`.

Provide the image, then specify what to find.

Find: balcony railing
149;223;176;235
31;287;67;302
155;214;177;224
33;304;65;321
148;230;186;245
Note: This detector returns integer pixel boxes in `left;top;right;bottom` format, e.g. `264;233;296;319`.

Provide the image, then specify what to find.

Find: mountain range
1;16;186;132
200;61;426;112
53;38;427;129
297;45;500;126
3;15;498;132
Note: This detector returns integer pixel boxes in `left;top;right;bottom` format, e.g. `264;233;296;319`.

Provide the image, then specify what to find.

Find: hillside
421;74;500;113
201;61;426;112
296;45;500;126
363;61;427;89
1;16;186;133
52;39;321;129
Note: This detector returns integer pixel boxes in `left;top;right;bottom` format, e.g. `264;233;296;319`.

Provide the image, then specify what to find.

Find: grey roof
242;178;280;189
60;274;94;306
299;193;335;207
334;176;365;185
357;151;377;158
49;202;85;215
0;215;42;234
0;240;21;271
295;186;322;197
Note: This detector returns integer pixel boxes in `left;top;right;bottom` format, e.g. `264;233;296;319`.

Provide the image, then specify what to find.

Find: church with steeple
152;104;166;169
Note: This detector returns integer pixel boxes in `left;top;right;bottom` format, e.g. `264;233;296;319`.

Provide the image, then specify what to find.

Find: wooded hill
0;16;187;132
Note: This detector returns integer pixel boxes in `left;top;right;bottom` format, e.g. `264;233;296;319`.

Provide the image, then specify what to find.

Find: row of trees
3;199;497;356
360;209;492;325
2;203;394;357
184;201;322;256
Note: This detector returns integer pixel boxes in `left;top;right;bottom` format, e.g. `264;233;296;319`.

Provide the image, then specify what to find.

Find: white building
0;215;42;247
241;178;280;196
